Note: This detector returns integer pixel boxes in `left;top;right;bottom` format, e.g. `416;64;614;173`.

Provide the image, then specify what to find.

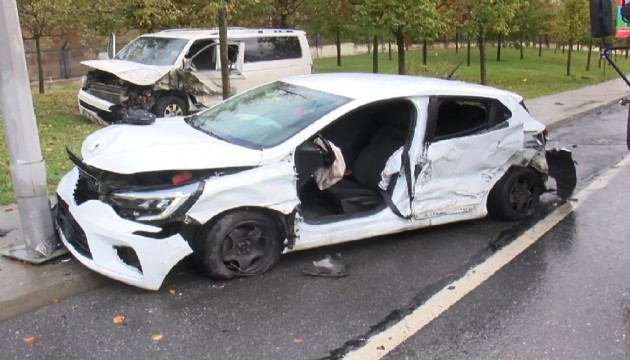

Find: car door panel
412;123;524;220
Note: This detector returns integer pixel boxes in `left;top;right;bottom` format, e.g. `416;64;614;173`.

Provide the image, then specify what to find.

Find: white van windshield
115;37;188;66
186;82;351;149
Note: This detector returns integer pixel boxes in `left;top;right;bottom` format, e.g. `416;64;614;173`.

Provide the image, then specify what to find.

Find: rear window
242;36;302;63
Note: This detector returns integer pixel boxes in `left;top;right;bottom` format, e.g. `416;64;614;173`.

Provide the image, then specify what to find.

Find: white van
77;28;312;124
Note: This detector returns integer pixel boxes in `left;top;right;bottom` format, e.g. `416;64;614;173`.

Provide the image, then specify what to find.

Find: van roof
145;28;305;40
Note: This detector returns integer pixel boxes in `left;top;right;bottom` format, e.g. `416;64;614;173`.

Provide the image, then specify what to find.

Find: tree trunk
395;28;406;75
388;39;392;61
336;26;341;67
467;35;471;66
562;44;565;54
538;35;543;57
35;36;44;94
372;35;378;73
479;34;487;85
567;39;573;76
443;36;448;49
520;36;524;60
219;3;230;99
586;37;593;71
455;29;459;53
496;34;502;61
422;39;428;66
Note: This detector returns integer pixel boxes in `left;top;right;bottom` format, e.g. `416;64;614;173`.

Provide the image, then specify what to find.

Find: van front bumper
55;167;193;290
78;89;123;124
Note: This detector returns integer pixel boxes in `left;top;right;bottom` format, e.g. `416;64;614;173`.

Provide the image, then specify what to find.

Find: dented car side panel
186;160;299;224
413;124;525;219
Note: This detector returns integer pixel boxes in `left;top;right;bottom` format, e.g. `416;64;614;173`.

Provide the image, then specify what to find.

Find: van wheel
195;210;283;280
153;96;187;118
487;167;543;221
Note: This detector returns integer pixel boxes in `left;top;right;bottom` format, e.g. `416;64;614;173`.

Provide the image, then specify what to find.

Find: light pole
0;0;61;262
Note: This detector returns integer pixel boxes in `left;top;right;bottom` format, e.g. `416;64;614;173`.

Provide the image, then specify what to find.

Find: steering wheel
314;133;336;166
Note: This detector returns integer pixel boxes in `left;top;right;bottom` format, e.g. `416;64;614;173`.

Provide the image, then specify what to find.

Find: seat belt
380;173;411;219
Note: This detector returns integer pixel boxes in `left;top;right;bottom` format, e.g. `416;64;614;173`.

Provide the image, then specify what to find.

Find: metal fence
24;44;103;83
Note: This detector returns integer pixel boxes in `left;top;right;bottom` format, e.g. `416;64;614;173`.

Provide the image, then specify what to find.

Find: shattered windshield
187;81;351;149
115;37;188;66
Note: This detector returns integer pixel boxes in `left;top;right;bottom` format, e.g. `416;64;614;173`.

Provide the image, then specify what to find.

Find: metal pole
0;0;60;262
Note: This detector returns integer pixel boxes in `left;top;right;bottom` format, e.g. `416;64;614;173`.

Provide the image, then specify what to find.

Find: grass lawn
315;45;630;98
0;87;98;205
1;45;629;205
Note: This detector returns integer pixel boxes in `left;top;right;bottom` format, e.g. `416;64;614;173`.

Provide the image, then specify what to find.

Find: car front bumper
55;167;193;290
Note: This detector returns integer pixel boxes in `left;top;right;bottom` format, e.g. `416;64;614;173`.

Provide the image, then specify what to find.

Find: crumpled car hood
80;117;262;174
81;59;172;86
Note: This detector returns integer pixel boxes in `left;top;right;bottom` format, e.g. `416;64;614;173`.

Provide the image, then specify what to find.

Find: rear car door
412;96;524;219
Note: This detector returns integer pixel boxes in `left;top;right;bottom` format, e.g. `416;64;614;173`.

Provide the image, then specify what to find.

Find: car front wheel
153;95;187;118
487;167;543;221
195;210;283;280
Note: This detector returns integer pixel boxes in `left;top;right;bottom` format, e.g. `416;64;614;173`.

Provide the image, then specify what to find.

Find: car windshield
187;81;351;149
115;37;188;66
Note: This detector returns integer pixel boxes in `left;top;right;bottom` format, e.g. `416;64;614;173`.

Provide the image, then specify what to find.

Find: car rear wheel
153;95;187;118
195;210;283;280
487;167;543;221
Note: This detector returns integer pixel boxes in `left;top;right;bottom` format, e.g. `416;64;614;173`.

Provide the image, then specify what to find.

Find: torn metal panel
81;59;171;86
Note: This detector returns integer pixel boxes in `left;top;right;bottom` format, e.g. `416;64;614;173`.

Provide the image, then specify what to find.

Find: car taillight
172;171;192;185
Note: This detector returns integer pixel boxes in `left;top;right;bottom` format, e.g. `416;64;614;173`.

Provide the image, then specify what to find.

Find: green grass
1;45;629;205
0;87;98;205
315;45;630;98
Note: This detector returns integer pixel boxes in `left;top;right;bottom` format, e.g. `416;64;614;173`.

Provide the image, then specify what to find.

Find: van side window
433;98;512;140
186;39;216;70
242;36;302;63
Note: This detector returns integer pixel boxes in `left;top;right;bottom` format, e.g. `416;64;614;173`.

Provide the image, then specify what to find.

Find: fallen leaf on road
22;335;37;344
293;337;304;344
500;351;515;360
51;297;60;304
150;333;163;342
168;289;176;296
4;204;17;212
112;315;126;324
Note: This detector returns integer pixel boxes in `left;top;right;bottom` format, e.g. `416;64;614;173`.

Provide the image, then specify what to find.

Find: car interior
295;100;415;222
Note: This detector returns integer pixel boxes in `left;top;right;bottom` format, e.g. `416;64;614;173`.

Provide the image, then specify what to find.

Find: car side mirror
183;58;193;71
590;0;614;38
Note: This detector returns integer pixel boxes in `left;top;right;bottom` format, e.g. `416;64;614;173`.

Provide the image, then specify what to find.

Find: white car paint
57;73;568;290
79;117;262;174
81;59;172;86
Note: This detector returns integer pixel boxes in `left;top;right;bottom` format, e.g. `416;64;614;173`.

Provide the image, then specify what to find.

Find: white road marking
343;154;630;360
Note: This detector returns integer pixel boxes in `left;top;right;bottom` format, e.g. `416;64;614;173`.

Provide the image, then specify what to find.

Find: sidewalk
1;77;629;322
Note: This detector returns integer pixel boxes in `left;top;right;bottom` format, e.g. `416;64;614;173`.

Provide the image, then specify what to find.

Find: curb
545;97;626;131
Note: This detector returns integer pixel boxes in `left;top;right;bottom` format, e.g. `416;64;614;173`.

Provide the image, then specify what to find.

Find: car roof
144;28;305;40
283;73;520;102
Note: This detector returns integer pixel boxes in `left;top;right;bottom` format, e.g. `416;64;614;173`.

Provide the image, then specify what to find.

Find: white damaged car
55;73;576;290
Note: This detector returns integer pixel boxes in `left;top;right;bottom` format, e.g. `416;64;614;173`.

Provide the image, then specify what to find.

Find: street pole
0;0;60;262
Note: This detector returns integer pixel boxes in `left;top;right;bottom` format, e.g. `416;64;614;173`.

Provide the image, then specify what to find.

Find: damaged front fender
545;148;577;199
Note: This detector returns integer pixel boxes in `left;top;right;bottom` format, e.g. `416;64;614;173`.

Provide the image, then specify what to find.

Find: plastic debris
302;253;349;278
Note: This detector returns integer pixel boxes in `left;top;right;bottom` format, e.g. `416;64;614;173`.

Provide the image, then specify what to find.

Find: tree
457;0;523;84
304;0;355;67
557;0;589;76
353;0;442;75
17;0;76;94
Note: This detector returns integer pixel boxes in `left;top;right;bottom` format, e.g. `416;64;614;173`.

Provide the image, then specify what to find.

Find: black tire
194;210;283;280
153;95;187;118
487;167;543;221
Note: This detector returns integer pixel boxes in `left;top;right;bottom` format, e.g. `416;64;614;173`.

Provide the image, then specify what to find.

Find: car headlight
80;75;88;90
107;182;204;222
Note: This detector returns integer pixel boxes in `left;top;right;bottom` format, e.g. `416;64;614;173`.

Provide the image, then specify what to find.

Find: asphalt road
0;105;628;360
